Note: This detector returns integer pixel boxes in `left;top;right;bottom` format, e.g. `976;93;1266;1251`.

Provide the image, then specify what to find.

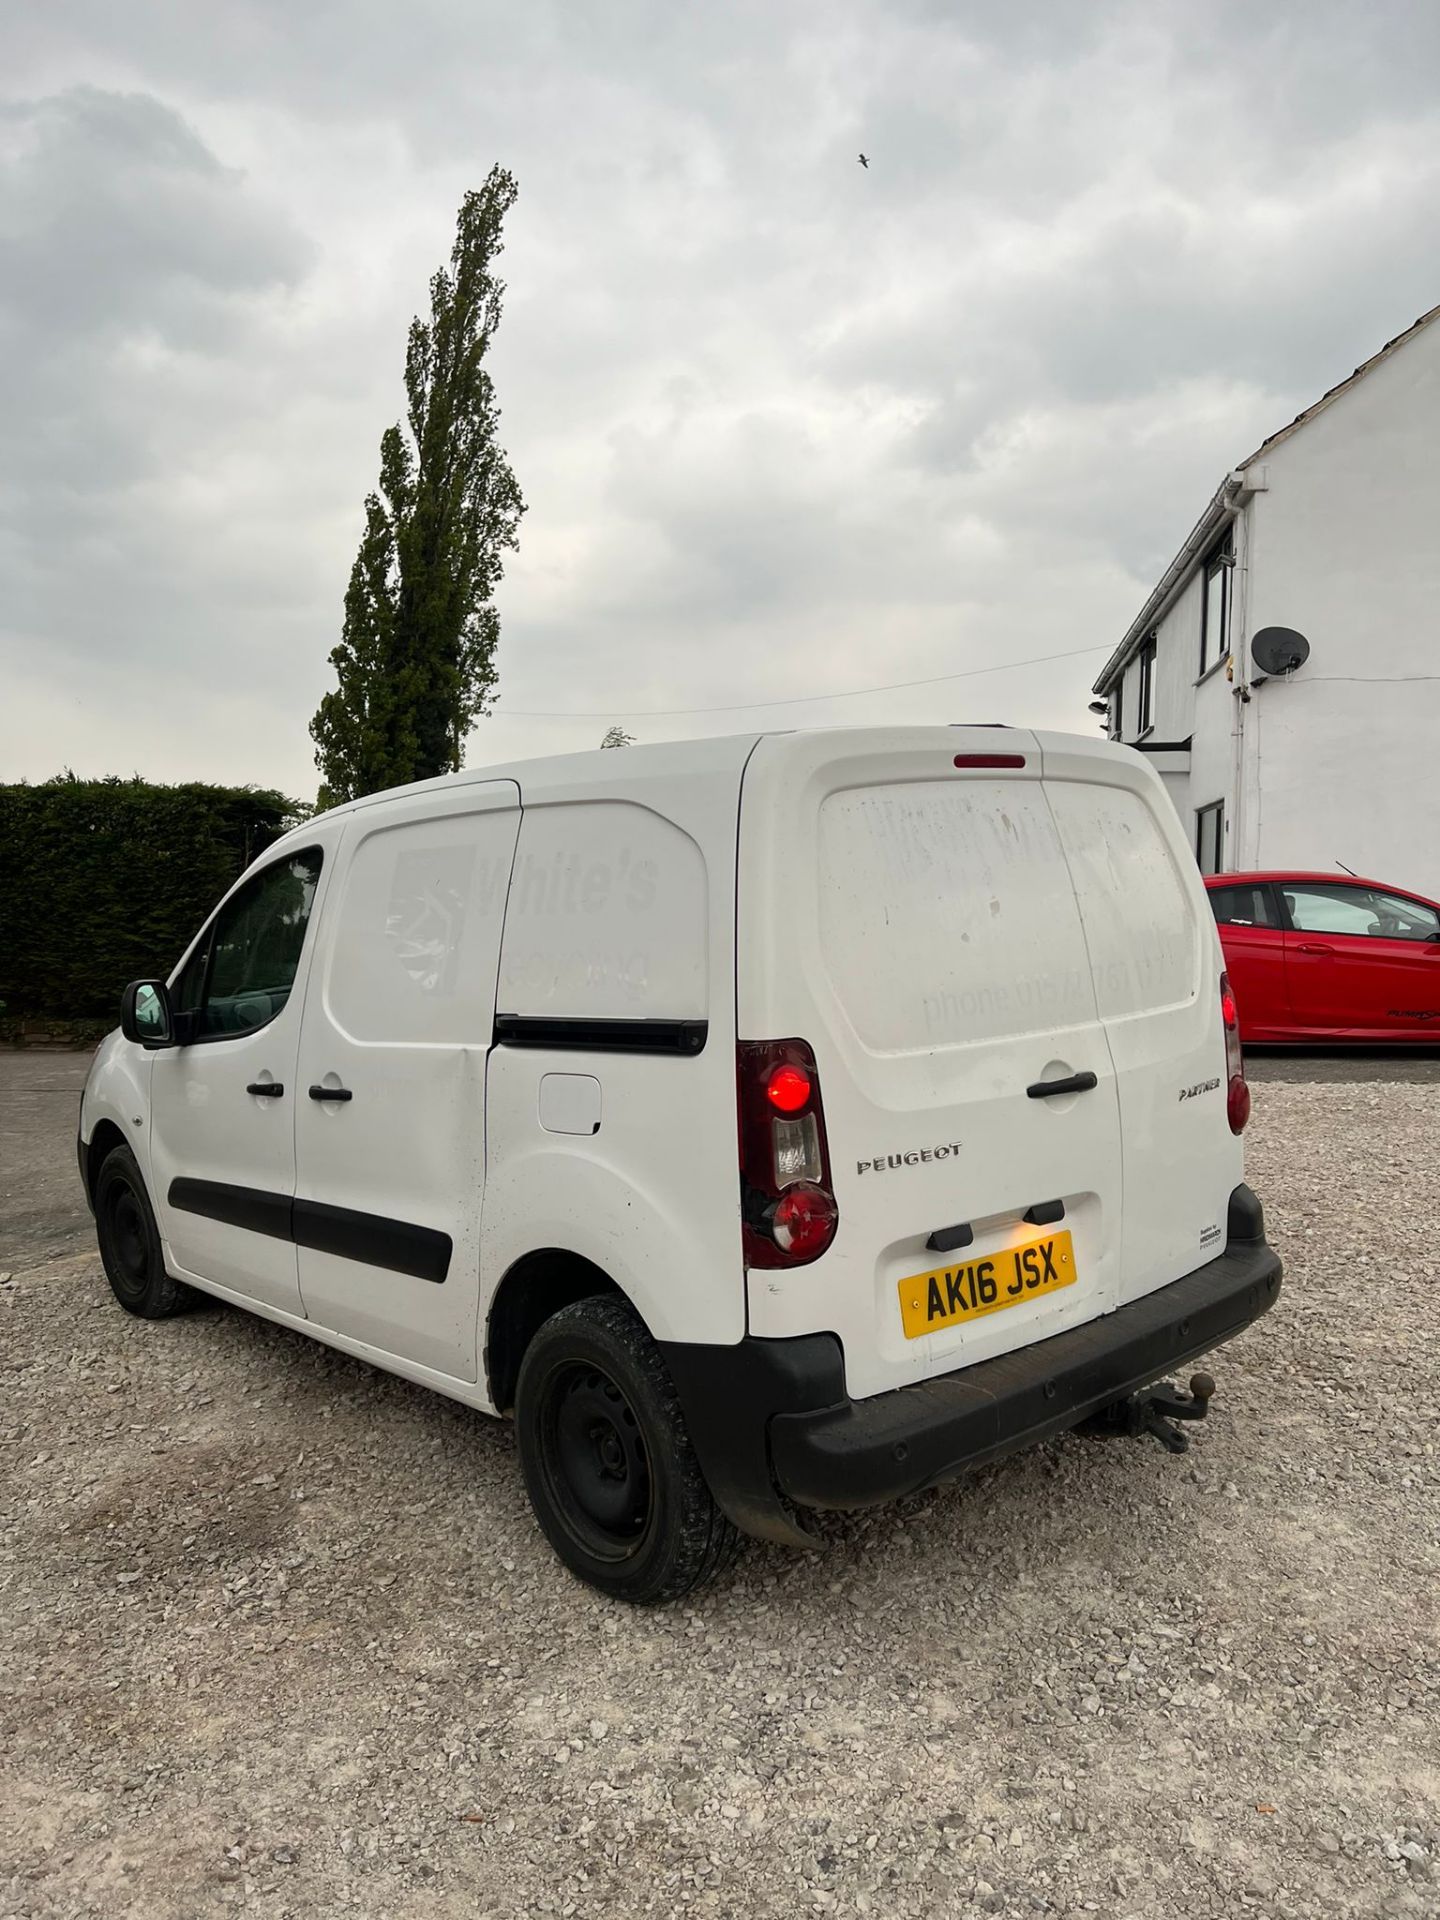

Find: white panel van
79;727;1281;1601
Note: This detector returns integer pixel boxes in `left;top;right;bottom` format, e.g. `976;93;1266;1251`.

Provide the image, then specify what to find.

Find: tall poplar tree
312;168;525;803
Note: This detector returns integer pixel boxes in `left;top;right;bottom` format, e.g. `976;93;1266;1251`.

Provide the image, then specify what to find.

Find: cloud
3;4;1440;791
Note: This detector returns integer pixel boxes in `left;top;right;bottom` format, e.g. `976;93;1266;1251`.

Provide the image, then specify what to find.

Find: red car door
1207;881;1289;1039
1280;882;1440;1036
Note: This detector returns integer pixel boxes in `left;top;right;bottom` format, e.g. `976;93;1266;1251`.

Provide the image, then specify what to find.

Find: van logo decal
1179;1077;1221;1103
857;1143;963;1176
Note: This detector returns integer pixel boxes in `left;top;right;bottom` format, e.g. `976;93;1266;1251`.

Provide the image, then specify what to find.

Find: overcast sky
4;1;1439;800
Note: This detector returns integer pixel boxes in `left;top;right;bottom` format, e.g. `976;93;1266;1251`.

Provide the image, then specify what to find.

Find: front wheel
94;1145;195;1319
514;1295;741;1603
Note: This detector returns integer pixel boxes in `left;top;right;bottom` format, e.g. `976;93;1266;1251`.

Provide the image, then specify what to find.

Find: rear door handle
1296;942;1334;955
246;1082;285;1098
308;1084;353;1103
1026;1071;1098;1099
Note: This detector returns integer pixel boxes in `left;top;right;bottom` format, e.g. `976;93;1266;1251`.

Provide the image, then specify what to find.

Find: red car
1205;871;1440;1043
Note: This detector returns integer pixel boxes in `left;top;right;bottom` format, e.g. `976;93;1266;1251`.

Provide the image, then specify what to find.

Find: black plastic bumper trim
663;1185;1280;1538
772;1234;1281;1512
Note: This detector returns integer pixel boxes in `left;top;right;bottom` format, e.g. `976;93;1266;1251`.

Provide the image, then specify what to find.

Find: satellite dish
1251;626;1310;677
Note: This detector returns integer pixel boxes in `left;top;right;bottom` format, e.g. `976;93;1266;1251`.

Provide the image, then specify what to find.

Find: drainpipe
1228;464;1268;870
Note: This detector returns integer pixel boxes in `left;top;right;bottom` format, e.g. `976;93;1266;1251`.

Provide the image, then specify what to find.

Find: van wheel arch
485;1250;626;1413
86;1120;130;1208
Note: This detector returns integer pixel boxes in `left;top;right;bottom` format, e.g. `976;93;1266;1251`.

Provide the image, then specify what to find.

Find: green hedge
0;776;302;1022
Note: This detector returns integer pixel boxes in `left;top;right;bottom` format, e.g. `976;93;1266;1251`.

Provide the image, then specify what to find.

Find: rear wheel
95;1145;194;1319
514;1294;740;1603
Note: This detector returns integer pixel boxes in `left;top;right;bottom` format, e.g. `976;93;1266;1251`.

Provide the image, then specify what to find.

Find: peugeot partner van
80;727;1281;1601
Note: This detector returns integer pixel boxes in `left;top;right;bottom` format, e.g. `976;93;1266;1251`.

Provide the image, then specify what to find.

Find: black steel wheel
94;1145;194;1319
515;1294;740;1603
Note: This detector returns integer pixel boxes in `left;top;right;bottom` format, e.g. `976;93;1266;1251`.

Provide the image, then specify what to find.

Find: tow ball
1082;1372;1217;1454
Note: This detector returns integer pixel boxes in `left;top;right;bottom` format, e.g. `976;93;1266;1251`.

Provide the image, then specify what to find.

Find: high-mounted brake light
737;1039;838;1268
1220;971;1249;1134
953;753;1027;770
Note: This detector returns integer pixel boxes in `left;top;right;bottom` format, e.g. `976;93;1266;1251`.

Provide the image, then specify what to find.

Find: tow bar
1081;1371;1217;1454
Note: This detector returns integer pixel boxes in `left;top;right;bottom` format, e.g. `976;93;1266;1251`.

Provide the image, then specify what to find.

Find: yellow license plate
898;1229;1077;1339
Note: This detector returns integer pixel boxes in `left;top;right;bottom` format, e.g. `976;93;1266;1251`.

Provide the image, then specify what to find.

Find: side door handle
308;1084;353;1103
1026;1071;1098;1099
1296;942;1334;955
246;1081;285;1098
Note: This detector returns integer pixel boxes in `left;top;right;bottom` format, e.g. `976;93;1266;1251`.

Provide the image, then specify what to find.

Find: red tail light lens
766;1063;812;1114
1220;971;1248;1134
737;1039;838;1268
771;1184;838;1257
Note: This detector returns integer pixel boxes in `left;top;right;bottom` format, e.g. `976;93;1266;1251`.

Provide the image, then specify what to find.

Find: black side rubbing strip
168;1178;293;1242
166;1180;451;1283
493;1015;708;1056
292;1200;452;1284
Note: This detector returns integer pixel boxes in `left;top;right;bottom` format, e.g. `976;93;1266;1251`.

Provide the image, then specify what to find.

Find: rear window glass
1209;883;1277;928
816;781;1099;1053
1047;782;1198;1017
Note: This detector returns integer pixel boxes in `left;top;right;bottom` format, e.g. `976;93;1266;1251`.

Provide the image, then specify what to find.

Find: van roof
275;724;1141;848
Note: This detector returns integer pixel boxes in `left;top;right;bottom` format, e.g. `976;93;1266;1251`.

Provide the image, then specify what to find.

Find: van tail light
737;1039;838;1267
1221;972;1250;1134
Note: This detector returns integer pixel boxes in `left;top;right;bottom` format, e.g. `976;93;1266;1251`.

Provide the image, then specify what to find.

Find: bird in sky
858;153;869;168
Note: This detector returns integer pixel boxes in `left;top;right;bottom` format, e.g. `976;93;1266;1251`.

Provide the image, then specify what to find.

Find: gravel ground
2;1052;1438;1919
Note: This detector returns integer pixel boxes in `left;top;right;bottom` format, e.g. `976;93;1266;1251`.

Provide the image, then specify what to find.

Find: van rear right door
1038;735;1241;1310
737;728;1127;1403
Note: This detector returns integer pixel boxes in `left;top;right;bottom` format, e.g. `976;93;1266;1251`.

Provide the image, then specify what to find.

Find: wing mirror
120;979;176;1048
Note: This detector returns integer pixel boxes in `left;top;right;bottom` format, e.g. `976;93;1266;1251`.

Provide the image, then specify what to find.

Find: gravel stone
1;1050;1437;1917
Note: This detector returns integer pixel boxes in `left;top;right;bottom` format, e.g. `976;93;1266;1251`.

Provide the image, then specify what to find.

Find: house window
1137;635;1156;735
1109;683;1123;741
1200;528;1232;678
1195;800;1224;876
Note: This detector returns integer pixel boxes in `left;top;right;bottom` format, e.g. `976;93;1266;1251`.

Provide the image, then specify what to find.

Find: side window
1137;636;1156;735
1200;528;1232;678
1370;890;1440;942
172;928;213;1016
1195;800;1224;877
1279;883;1436;940
1210;883;1275;928
193;850;324;1040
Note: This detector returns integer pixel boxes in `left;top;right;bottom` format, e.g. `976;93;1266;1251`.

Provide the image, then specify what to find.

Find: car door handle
308;1084;353;1102
1026;1071;1098;1099
1296;942;1333;955
246;1081;285;1098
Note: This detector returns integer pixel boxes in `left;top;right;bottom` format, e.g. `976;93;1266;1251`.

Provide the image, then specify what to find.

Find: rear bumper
661;1184;1281;1545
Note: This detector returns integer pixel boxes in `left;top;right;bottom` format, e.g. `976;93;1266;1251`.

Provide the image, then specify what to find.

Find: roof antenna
1335;860;1359;877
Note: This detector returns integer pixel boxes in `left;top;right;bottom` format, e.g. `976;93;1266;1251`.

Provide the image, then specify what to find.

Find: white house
1093;301;1440;898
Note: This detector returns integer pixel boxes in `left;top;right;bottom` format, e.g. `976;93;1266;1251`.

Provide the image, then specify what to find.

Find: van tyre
515;1294;741;1604
95;1145;195;1319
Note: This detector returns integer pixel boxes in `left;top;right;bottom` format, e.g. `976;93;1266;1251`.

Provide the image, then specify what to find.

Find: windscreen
815;780;1098;1054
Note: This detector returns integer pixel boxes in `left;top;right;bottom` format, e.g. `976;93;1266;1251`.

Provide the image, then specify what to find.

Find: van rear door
1038;735;1241;1308
737;728;1127;1403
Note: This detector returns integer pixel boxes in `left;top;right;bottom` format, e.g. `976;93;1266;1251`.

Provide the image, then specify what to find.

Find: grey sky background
4;1;1439;800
